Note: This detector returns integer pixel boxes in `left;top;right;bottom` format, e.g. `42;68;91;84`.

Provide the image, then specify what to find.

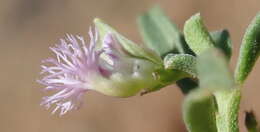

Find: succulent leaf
164;54;197;77
235;12;260;84
183;89;218;132
137;6;184;56
184;13;215;55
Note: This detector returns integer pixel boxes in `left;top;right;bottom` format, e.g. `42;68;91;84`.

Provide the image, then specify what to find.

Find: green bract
94;18;162;65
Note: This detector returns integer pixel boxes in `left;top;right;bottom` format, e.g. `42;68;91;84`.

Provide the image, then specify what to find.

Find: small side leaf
197;49;234;90
235;12;260;84
210;30;232;59
184;13;215;55
94;18;162;65
137;6;184;56
163;53;198;94
183;89;218;132
164;54;197;77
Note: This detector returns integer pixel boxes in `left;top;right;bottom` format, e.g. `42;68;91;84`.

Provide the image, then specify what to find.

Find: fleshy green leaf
235;12;260;84
164;54;198;94
245;111;259;132
94;18;162;65
163;53;198;94
183;89;218;132
164;54;197;77
184;13;215;55
210;30;232;59
214;89;241;132
137;6;184;57
197;49;234;90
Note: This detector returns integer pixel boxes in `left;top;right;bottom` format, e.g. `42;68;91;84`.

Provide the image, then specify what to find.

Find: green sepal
184;13;215;55
235;12;260;84
94;18;162;65
142;68;189;94
137;6;184;57
210;30;232;59
183;89;218;132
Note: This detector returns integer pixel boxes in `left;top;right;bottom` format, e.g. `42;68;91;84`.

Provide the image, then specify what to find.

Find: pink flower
38;28;159;115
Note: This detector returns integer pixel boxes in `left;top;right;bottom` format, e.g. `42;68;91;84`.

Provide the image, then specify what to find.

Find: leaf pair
182;11;260;132
180;12;241;132
182;49;241;132
183;8;260;88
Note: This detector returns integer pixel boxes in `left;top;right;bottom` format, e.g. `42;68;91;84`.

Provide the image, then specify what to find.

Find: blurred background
1;0;260;132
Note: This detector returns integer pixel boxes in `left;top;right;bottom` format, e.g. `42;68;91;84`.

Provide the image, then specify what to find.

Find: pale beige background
0;0;260;132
